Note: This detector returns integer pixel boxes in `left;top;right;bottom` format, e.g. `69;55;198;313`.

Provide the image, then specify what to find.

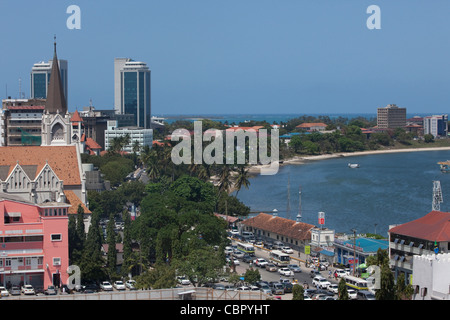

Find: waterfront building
377;104;406;129
104;120;153;154
0;193;70;289
30;59;68;107
334;237;388;270
388;210;450;283
423;115;448;138
412;253;450;300
239;212;315;252
114;58;151;129
295;122;327;132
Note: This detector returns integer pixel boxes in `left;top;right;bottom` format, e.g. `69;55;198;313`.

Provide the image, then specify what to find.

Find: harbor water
235;150;450;237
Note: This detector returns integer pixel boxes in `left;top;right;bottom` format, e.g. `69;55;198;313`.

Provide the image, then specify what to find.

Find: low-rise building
334;237;388;271
388;210;450;283
0;193;70;289
104;120;153;154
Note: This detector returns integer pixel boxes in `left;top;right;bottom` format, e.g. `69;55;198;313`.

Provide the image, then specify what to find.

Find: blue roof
320;249;335;256
343;237;389;253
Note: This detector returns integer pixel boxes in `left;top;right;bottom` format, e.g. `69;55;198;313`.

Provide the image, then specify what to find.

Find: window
51;234;62;241
53;257;61;266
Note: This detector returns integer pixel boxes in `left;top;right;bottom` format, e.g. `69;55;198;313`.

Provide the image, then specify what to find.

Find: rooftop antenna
432;180;443;211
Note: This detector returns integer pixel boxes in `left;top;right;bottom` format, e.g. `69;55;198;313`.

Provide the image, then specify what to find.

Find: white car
335;269;347;277
113;280;126;290
281;246;294;254
327;283;339;294
278;267;294;277
125;280;136;290
0;286;9;297
177;276;191;285
21;284;35;295
254;258;268;268
100;281;113;291
348;289;357;299
312;276;331;289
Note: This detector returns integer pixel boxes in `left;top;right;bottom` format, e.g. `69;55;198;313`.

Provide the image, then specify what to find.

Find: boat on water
348;163;360;168
438;161;450;173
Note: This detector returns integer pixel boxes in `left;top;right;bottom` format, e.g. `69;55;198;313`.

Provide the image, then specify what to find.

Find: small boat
348;163;360;168
438;161;450;173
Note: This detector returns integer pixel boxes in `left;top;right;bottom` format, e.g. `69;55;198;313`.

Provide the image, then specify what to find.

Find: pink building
0;193;70;289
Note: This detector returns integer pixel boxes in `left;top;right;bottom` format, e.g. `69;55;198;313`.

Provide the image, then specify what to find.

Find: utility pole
351;228;357;276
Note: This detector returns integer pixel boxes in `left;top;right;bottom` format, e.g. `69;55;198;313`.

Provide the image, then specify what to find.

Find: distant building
423;115;448;138
377;104;406;129
388;210;450;283
412;253;450;300
104;120;153;154
295;122;327;132
114;58;151;129
30;59;68;107
334;237;388;269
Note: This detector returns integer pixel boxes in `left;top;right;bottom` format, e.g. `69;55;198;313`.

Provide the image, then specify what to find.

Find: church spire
45;35;67;114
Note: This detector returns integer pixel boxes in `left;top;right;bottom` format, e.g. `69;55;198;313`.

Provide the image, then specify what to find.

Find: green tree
106;213;118;278
289;135;303;153
244;267;261;284
396;272;413;300
292;284;304;300
234;166;251;197
424;133;434;143
376;263;397;300
338;277;349;300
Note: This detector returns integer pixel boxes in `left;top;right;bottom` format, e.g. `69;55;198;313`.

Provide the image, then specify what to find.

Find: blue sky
1;0;450;115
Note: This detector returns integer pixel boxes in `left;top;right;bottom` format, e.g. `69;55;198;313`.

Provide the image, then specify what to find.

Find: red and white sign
318;212;325;225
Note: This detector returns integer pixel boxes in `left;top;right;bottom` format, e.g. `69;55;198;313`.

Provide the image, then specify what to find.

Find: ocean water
235;150;450;237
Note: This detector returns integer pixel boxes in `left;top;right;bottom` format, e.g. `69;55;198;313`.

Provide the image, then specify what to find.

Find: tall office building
377;104;406;129
114;58;151;128
30;59;68;106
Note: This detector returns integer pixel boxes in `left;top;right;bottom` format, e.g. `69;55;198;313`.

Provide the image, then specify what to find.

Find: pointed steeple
45;35;67;114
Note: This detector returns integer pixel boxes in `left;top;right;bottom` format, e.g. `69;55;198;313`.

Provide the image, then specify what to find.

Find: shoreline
247;146;450;175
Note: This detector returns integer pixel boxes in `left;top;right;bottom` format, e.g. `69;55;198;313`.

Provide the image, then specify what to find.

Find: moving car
334;269;347;277
265;263;277;272
100;281;113;291
113;280;126;290
312;276;331;289
287;264;302;273
327;283;339;294
281;246;294;254
278;267;294;277
254;258;268;268
356;290;376;300
348;289;357;300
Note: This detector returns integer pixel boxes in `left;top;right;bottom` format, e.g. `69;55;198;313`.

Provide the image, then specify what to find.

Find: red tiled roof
0;146;81;185
241;213;315;241
64;190;91;214
86;138;101;149
389;211;450;242
296;123;327;128
70;110;83;123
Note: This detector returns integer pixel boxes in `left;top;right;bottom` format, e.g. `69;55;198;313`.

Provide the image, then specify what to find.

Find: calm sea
235;150;450;237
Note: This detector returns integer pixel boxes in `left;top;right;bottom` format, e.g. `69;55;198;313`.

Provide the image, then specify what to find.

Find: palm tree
234;165;251;197
218;164;233;195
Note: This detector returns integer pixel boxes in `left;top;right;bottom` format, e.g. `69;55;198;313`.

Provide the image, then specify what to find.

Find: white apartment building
412;253;450;300
104;120;153;154
423;115;448;138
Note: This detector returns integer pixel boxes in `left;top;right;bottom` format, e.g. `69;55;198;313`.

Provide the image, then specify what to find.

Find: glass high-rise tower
114;58;151;129
30;59;68;106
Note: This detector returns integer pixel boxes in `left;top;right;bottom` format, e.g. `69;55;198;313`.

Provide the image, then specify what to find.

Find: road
231;241;341;299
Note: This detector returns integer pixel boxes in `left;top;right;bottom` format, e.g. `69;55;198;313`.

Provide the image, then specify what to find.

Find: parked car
45;285;57;295
263;241;274;250
113;280;126;290
281;282;293;293
281;246;294;254
287;264;302;273
125;280;136;290
348;289;358;300
233;250;244;259
235;286;250;292
278;267;294;277
21;284;35;295
0;286;9;297
35;286;45;295
9;286;21;296
177;276;191;285
265;263;277;272
327;283;339;294
256;282;272;295
254;258;268;268
273;241;284;250
83;283;99;293
100;281;113;291
212;284;225;290
249;285;260;292
356;290;376;300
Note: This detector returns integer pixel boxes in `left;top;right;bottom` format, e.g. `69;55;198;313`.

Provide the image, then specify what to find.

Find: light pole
351;229;357;276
